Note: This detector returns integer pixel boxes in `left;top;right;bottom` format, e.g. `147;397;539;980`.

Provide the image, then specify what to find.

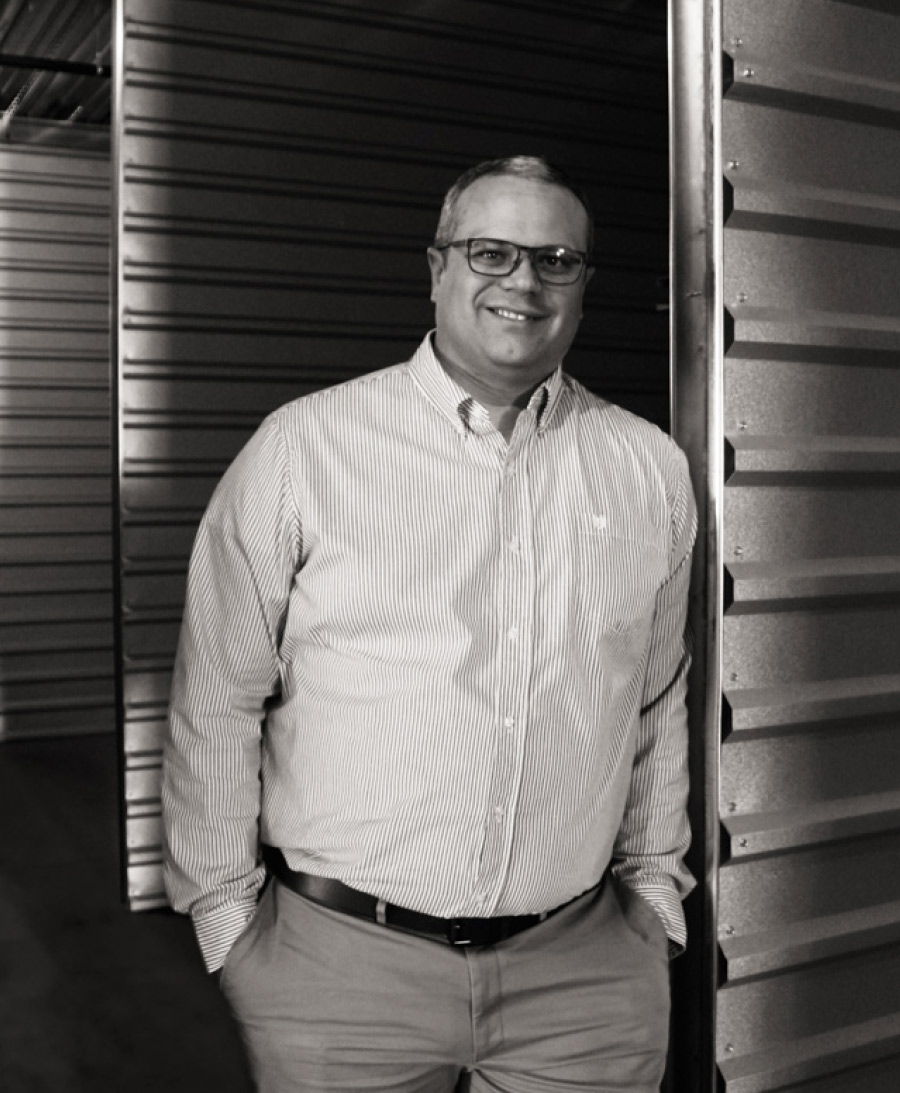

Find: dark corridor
0;734;252;1091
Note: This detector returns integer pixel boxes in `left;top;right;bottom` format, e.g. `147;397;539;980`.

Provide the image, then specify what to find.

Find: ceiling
0;0;111;137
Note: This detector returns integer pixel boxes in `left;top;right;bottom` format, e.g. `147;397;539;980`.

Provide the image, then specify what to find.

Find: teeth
495;308;531;322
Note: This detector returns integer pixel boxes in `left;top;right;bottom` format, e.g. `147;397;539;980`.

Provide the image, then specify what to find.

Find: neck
432;340;551;424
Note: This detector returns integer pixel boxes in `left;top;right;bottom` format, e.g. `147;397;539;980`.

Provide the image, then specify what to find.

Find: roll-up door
672;1;900;1089
0;128;113;741
114;0;672;908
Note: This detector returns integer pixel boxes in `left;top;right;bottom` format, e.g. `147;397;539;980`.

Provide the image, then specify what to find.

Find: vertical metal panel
0;131;113;741
716;1;900;1089
668;0;725;1087
114;0;672;906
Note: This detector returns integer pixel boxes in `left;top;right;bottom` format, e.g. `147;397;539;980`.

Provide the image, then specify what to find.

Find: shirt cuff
621;881;687;959
192;897;259;973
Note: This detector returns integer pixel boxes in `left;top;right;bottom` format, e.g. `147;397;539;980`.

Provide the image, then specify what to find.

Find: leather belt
265;847;582;947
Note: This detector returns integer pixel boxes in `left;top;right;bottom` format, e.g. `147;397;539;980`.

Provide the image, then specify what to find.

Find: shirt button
493;806;506;822
509;537;520;553
503;715;516;731
507;626;518;641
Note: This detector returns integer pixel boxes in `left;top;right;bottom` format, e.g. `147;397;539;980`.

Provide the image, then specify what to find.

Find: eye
537;248;580;274
470;240;514;268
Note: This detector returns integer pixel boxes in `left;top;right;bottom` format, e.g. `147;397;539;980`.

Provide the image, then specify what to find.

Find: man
163;155;696;1093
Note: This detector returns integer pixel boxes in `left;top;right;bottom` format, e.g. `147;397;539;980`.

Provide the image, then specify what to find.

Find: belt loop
376;898;387;925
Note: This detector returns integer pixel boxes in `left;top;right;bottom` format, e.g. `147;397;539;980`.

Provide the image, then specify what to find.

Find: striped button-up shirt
163;334;697;972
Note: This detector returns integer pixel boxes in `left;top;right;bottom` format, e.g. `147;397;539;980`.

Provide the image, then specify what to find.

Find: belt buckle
447;920;473;946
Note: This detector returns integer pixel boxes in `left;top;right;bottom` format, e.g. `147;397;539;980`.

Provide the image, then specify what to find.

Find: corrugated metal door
673;1;900;1089
114;0;672;908
0;133;113;741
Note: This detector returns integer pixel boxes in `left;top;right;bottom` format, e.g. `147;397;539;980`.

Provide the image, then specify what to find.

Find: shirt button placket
476;435;534;911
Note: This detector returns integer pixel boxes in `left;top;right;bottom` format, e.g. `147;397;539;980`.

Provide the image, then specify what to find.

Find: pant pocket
218;881;272;994
612;881;669;958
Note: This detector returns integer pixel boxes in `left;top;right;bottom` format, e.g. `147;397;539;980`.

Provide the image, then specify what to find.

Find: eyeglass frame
434;237;592;286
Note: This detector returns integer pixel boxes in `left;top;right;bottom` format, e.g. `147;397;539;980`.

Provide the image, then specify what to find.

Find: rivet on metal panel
734;546;743;557
742;67;755;78
727;802;737;812
738;421;747;431
738;838;748;848
729;673;738;682
724;925;735;936
726;160;740;170
725;1044;735;1054
730;37;743;49
736;292;748;304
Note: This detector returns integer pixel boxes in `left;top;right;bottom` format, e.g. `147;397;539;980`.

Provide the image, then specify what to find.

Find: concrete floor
0;734;254;1092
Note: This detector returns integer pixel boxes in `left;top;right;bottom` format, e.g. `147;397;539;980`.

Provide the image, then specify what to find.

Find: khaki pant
219;875;671;1092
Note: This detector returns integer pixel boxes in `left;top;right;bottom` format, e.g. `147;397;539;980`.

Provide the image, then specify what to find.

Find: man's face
427;175;592;387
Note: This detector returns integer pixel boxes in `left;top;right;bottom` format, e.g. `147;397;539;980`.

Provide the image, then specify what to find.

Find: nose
501;251;542;291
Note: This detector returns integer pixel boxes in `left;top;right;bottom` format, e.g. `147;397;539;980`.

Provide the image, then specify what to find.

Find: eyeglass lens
467;239;584;284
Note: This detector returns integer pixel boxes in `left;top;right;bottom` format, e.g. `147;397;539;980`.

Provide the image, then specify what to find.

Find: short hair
433;155;594;254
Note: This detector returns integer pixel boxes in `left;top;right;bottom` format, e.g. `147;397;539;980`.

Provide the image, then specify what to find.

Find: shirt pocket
575;517;669;639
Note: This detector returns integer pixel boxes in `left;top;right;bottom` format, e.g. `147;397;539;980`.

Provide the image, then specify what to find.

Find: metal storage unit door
114;0;672;908
0;136;113;741
714;1;900;1089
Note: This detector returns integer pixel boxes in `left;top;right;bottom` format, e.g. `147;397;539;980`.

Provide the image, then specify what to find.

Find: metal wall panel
0;133;113;741
717;1;900;1089
114;0;673;908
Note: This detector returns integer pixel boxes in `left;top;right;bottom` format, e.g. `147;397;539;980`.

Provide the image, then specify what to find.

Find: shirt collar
409;332;567;437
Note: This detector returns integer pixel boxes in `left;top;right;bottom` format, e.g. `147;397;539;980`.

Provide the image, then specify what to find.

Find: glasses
436;237;590;286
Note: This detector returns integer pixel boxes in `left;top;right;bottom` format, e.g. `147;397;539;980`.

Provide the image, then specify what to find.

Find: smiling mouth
490;307;544;322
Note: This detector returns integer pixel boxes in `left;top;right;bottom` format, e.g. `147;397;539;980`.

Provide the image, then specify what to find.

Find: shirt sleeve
161;409;300;972
611;440;698;956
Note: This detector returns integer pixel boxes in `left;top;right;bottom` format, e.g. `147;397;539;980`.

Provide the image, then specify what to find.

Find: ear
583;265;596;288
427;247;446;304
